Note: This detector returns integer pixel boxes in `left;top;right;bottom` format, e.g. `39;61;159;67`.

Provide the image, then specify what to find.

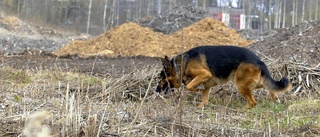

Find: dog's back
184;45;263;79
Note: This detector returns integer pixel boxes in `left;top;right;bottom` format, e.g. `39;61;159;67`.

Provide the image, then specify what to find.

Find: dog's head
156;56;181;94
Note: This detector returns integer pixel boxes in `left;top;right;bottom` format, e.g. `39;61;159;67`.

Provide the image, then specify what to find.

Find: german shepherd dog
156;45;292;108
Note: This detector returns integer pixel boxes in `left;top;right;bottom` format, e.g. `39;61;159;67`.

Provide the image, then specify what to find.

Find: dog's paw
197;102;208;107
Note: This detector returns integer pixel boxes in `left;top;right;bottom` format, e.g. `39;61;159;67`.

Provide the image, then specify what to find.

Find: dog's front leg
198;88;211;107
186;70;212;92
185;77;210;107
183;76;197;92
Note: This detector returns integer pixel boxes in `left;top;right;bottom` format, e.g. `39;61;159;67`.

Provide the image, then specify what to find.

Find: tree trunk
17;0;21;16
309;0;312;20
139;0;142;18
295;0;298;25
278;1;282;28
260;0;264;31
110;0;116;28
247;0;252;29
269;0;272;29
282;0;286;28
317;0;319;20
274;0;279;28
25;0;30;17
157;0;161;15
292;0;295;26
87;0;93;34
103;0;108;31
146;0;150;16
302;0;305;22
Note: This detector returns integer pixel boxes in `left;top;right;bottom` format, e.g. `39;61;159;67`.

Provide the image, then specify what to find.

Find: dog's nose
155;85;162;93
155;82;170;94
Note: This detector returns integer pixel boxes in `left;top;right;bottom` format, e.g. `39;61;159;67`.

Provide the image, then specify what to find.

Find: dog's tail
259;62;292;94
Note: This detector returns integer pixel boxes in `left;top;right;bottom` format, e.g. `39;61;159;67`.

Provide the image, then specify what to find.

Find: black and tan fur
156;45;292;108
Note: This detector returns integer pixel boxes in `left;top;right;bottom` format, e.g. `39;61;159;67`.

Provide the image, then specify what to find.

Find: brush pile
249;20;320;66
138;6;209;34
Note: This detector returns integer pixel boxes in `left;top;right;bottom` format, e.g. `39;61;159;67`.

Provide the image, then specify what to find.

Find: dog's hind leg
234;63;261;109
236;86;257;109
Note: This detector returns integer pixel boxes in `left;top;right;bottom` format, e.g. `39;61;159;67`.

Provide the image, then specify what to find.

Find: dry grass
0;59;320;137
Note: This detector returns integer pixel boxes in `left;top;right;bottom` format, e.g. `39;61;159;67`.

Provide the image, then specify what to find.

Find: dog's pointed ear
161;56;171;69
164;55;170;61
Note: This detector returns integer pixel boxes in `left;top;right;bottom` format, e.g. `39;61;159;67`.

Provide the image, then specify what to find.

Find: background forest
1;0;320;35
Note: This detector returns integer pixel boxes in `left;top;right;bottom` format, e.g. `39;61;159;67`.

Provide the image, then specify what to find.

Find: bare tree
278;0;282;28
157;0;161;15
302;0;305;22
295;0;298;25
103;0;108;31
25;0;30;17
247;0;252;29
146;0;150;16
149;0;155;16
282;0;286;28
117;0;121;25
87;0;93;34
17;0;21;16
203;0;206;10
139;0;142;18
110;0;116;28
259;0;264;31
292;0;295;26
317;0;319;20
268;0;272;29
309;0;312;21
274;0;279;28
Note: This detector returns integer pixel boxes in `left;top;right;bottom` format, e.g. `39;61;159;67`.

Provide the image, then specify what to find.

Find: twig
124;70;156;136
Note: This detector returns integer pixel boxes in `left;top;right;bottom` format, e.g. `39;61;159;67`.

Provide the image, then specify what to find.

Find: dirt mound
249;20;320;66
0;15;69;54
0;15;37;35
53;18;253;58
0;16;22;29
171;18;254;48
0;15;64;37
53;22;177;58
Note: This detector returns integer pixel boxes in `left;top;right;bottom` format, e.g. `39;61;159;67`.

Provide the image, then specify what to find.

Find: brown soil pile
0;15;34;34
53;18;253;58
53;22;176;58
171;18;254;48
0;15;63;37
0;16;22;30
